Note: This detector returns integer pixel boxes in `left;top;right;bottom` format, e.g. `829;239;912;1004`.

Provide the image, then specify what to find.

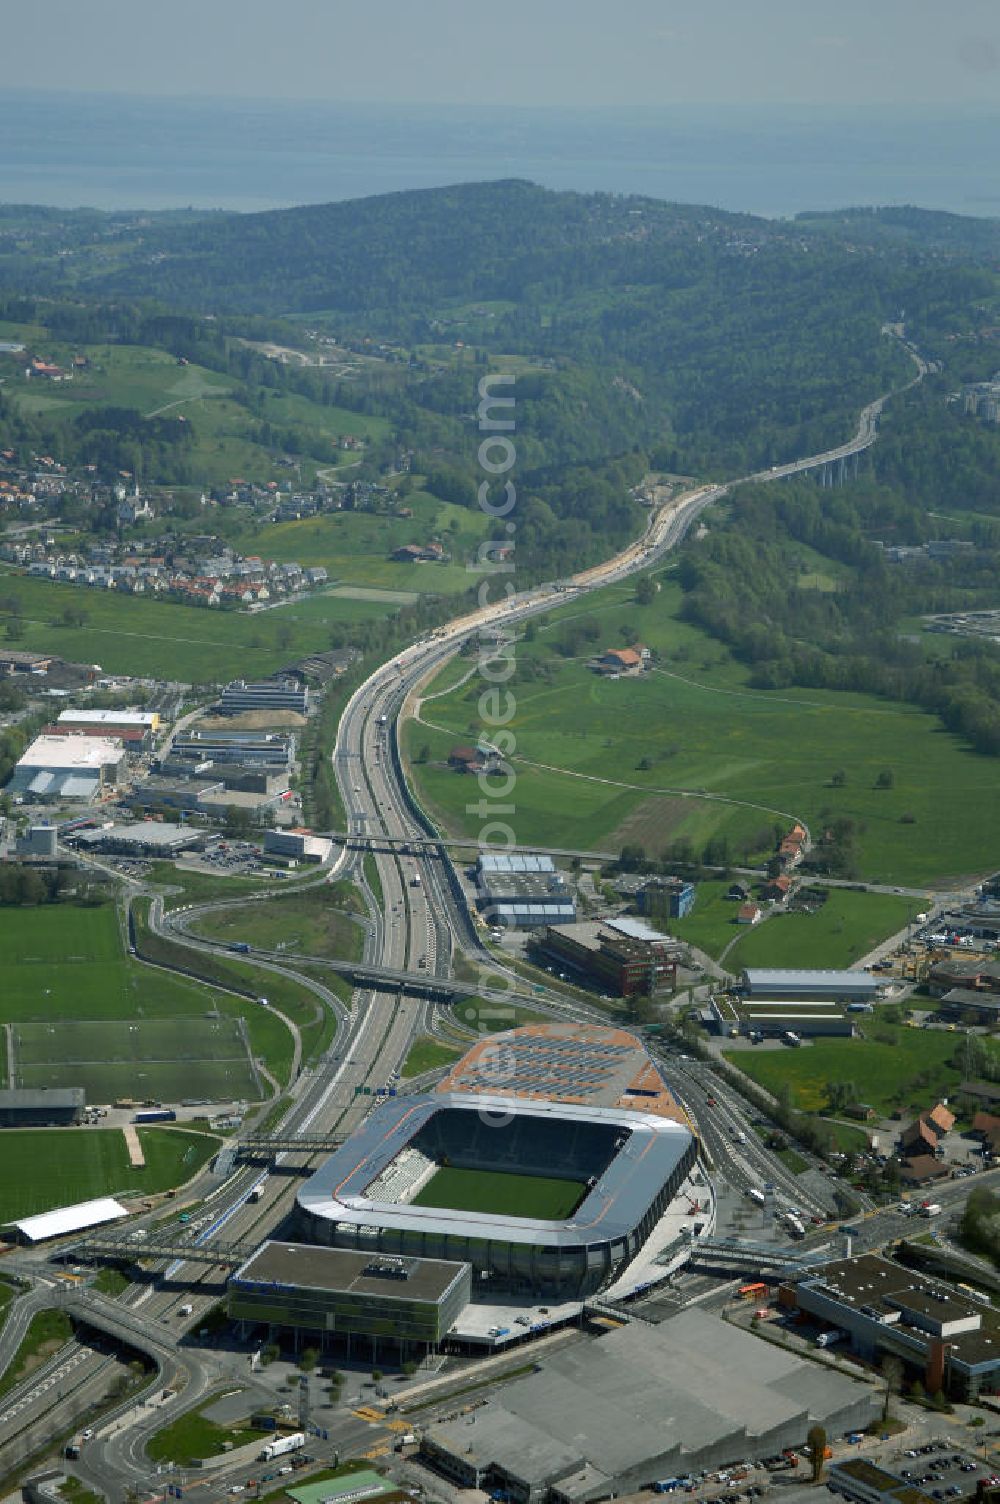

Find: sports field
0;906;291;1099
12;1017;261;1104
412;1166;586;1219
0;1126;217;1224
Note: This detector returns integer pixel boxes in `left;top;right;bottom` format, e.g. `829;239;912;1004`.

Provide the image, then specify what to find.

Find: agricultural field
187;885;365;963
403;574;1000;887
222;489;494;597
0;567;388;681
668;881;913;968
722;1020;990;1117
412;1165;586;1219
0;905;299;1095
0;1126;216;1224
2;341;370;488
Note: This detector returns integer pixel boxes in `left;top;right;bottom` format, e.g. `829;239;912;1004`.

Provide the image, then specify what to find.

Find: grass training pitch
411;1166;587;1219
12;1016;262;1104
0;1127;217;1224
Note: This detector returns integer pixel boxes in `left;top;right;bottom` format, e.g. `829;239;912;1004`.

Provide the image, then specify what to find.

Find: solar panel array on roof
447;1033;639;1102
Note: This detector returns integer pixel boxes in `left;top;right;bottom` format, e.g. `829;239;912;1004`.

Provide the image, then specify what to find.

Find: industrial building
15;824;58;859
163;729;293;771
215;678;309;716
638;876;696;920
475;853;575;929
741;968;881;1002
6;734;126;803
227;1241;471;1359
70;821;205;857
298;1024;696;1301
533;917;678;997
0;1088;85;1127
420;1310;879;1504
781;1253;1000;1399
263;829;333;864
710;993;853;1039
55;708;159;748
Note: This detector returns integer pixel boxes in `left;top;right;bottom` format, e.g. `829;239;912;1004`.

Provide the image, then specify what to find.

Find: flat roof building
476;859;575;929
421;1310;879;1504
6;734;126;802
0;1088;84;1127
783;1252;1000;1399
534;920;678;997
215;679;309;716
741;968;880;1001
71;821;205;856
56;708;159;732
227;1241;471;1357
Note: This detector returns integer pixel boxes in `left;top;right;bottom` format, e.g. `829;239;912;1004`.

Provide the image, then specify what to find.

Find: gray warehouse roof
478;854;556;875
742;968;879;996
425;1309;877;1487
0;1089;84;1111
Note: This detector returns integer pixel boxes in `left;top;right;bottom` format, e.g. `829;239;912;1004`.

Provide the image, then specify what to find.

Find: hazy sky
6;0;1000;108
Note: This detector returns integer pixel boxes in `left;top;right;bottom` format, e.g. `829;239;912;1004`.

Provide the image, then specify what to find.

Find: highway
0;335;937;1496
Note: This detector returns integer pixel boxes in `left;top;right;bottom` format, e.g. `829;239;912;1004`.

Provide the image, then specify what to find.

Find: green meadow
403;575;1000;887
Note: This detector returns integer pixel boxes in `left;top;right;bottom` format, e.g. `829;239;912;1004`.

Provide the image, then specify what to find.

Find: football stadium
297;1023;698;1300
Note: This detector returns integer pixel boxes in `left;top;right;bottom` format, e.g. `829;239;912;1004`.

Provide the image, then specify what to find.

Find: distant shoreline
2;93;999;219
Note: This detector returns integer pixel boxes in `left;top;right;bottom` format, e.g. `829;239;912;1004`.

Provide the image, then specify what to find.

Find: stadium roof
742;967;879;996
436;1023;688;1123
12;1196;128;1243
298;1088;693;1250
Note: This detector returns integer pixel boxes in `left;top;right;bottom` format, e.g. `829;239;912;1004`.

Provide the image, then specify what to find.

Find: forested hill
6;179;990;318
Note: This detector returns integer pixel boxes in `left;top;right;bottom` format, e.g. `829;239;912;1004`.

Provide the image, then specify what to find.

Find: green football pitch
12;1016;262;1104
411;1166;586;1219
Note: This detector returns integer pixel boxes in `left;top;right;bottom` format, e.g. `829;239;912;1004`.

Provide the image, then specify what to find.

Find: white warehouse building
740;968;881;1002
6;734;126;803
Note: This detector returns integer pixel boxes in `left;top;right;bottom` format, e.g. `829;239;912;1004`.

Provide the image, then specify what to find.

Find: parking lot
891;1439;990;1499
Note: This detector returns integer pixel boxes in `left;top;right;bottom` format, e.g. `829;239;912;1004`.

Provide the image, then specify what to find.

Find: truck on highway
259;1433;306;1462
229;941;251;954
785;1213;806;1239
815;1328;847;1348
410;874;421;886
783;1030;802;1047
747;1188;766;1205
248;1176;267;1203
920;1202;942;1218
178;1303;193;1317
